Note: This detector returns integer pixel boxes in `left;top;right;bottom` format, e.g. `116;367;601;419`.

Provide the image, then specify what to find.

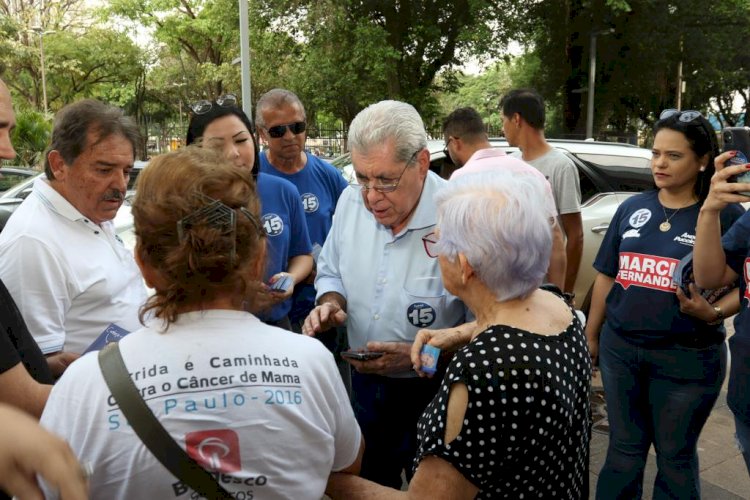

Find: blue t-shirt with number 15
256;173;312;323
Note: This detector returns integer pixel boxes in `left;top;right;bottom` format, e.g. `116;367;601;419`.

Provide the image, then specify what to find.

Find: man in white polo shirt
0;100;146;372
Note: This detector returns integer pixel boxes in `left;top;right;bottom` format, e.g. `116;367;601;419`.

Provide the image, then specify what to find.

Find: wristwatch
707;305;725;326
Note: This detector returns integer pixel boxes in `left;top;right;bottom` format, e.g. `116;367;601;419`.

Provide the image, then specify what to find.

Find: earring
699;165;706;172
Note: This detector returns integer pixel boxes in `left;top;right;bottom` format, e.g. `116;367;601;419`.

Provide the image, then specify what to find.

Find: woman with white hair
326;171;592;499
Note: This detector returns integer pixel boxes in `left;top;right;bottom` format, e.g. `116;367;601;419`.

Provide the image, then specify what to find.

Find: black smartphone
340;351;384;361
723;127;750;195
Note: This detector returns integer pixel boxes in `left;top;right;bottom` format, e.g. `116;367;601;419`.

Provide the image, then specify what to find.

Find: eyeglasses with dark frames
422;231;438;258
349;148;422;194
190;94;238;115
263;121;307;139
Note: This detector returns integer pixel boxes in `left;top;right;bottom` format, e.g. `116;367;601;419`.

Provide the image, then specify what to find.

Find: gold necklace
659;200;693;232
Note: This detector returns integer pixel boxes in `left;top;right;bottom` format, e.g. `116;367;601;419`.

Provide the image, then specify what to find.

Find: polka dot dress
414;312;591;498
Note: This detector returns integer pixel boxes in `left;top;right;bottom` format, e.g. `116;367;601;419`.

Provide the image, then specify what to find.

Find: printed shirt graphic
593;190;743;338
615;252;679;292
39;311;361;500
259;152;347;247
186;429;241;472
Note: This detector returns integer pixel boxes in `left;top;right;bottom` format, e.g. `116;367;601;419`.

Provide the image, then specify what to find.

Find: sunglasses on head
264;121;306;139
190;94;238;115
659;108;703;123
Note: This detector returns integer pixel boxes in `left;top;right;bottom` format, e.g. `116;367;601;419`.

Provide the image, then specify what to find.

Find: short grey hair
255;88;306;128
347;100;427;164
435;171;552;301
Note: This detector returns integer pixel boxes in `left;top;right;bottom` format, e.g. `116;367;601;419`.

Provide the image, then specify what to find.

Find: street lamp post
31;26;52;114
586;28;615;140
238;0;252;120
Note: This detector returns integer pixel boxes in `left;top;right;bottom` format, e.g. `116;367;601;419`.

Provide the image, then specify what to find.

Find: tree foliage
1;0;748;152
0;0;144;113
522;0;750;138
9;109;51;167
256;0;530;123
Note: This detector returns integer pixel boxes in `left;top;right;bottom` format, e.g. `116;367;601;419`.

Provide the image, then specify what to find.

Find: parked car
0;160;147;235
0;167;38;194
332;139;655;312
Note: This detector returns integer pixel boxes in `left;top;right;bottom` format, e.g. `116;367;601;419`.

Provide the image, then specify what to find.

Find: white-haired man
303;100;467;488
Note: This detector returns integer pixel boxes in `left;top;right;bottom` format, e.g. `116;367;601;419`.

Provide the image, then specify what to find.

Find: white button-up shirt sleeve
314;190;350;302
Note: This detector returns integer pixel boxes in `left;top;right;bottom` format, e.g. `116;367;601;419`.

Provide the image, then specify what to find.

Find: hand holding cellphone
269;274;293;293
341;350;384;361
723;127;750;195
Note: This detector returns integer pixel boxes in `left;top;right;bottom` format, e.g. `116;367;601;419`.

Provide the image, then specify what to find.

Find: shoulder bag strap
98;343;233;499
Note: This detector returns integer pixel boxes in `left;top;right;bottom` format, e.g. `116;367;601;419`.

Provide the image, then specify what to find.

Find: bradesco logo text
615;252;679;292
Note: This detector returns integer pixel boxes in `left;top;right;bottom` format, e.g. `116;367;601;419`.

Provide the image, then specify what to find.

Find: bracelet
707;305;725;325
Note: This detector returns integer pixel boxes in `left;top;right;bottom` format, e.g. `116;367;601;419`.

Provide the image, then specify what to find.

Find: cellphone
723;127;750;196
341;351;384;361
269;274;293;292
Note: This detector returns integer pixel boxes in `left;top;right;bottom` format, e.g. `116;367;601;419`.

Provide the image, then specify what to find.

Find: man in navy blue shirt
256;89;348;326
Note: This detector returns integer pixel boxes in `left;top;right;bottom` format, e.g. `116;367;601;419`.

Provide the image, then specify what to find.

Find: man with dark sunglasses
255;89;349;351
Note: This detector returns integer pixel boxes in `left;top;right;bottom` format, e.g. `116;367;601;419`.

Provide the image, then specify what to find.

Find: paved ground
589;364;750;499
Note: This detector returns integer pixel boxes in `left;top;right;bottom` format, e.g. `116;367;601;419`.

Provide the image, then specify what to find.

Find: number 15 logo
407;302;436;327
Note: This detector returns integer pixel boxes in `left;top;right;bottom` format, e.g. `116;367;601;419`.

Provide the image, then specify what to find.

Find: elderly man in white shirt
0;99;146;375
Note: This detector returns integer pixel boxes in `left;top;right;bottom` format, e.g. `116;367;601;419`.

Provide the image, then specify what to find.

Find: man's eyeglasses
349;148;422;194
190;94;237;115
264;121;306;139
422;231;438;258
659;109;703;123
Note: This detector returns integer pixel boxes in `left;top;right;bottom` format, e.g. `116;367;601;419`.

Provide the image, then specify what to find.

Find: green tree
258;0;530;123
522;0;750;138
0;0;145;113
10;109;52;167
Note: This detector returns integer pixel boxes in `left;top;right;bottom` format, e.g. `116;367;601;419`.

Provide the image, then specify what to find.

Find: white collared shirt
316;172;466;376
0;178;147;354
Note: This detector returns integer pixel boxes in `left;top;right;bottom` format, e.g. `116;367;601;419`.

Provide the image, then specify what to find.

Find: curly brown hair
131;147;265;326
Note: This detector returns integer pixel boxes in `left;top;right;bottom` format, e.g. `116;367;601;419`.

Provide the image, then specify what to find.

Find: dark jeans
351;371;441;489
735;416;750;476
596;326;726;500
